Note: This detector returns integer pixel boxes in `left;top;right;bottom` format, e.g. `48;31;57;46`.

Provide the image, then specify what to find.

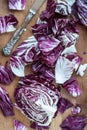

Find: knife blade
2;0;45;56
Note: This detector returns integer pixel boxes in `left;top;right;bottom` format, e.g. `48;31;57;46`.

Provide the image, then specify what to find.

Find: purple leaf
62;77;81;97
14;119;27;130
0;62;15;85
0;87;14;116
60;115;87;130
58;97;73;113
0;14;18;33
8;0;26;10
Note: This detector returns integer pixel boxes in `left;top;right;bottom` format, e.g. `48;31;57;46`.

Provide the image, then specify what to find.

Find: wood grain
0;0;87;130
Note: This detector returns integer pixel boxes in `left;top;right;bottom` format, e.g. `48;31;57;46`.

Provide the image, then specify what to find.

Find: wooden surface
0;0;87;130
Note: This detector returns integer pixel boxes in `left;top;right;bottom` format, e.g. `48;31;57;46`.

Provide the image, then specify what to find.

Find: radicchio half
0;14;18;34
8;0;26;10
0;87;14;116
14;74;59;127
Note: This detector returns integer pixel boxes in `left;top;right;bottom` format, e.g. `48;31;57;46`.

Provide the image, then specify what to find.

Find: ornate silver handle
2;11;34;56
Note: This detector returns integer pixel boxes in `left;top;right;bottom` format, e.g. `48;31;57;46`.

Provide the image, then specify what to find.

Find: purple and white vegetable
14;74;59;127
60;115;87;130
55;56;75;84
58;97;73;113
0;87;14;116
10;36;38;77
77;64;87;77
0;62;15;85
8;0;26;10
14;119;27;130
72;106;81;115
76;0;87;27
62;77;81;97
0;14;18;34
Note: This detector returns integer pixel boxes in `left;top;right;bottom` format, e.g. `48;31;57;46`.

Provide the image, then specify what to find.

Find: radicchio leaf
0;14;18;34
14;74;59;127
76;0;87;27
58;97;73;113
0;87;14;116
0;62;15;85
62;77;81;97
8;0;26;10
10;36;38;77
55;56;75;84
55;0;71;16
14;119;27;130
71;106;81;115
60;115;87;130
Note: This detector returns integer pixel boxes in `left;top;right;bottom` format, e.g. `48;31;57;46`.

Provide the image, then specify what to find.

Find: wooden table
0;0;87;130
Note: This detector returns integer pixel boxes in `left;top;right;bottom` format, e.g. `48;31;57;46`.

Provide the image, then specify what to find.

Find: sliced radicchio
71;106;81;115
0;62;15;85
0;14;18;34
58;97;73;113
77;64;87;77
0;87;14;116
76;0;87;27
8;0;26;10
62;77;81;97
10;36;38;77
32;61;55;83
14;119;27;130
55;56;75;84
60;115;87;130
14;74;59;127
55;0;72;16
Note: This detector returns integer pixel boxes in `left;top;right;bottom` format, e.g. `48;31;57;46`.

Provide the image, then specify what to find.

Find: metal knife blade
2;0;45;56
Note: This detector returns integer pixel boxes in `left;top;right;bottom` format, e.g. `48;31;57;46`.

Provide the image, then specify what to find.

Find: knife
2;0;45;56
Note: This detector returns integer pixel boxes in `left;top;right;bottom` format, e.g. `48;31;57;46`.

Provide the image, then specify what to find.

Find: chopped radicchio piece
58;97;73;113
71;106;81;115
0;62;15;85
76;0;87;27
8;0;26;10
55;56;75;84
14;119;27;130
32;61;55;83
14;74;59;127
10;36;38;77
62;77;81;97
0;87;14;116
77;64;87;77
0;14;18;34
55;0;72;16
60;115;87;130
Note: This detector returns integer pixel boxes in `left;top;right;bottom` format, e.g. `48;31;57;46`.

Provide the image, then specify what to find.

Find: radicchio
0;14;18;34
60;115;87;130
0;62;15;85
62;77;81;97
76;0;87;27
8;0;26;10
0;87;14;116
14;74;59;127
14;119;27;130
10;36;38;77
58;97;73;113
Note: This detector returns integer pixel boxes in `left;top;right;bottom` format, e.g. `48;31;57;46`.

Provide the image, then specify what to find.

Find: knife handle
2;11;34;56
